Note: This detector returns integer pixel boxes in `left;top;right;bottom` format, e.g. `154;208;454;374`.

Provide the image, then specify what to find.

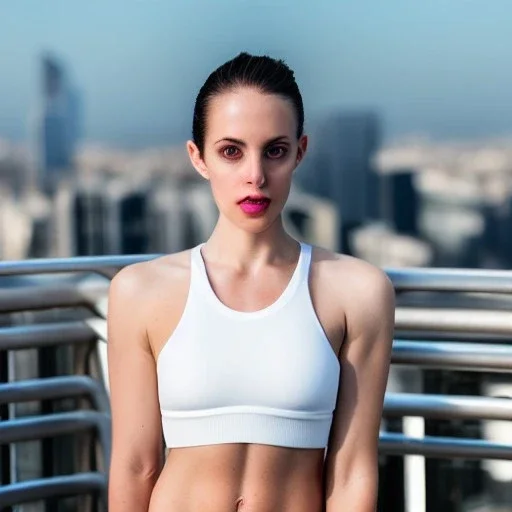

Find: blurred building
53;181;106;257
481;196;512;267
386;169;419;237
54;179;153;257
38;54;81;195
298;111;381;254
376;137;512;269
0;187;33;260
105;180;151;255
0;140;30;196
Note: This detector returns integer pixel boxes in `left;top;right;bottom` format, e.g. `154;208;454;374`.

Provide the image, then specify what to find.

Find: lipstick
238;196;271;215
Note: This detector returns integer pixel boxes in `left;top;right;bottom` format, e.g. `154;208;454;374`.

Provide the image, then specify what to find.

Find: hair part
192;52;304;156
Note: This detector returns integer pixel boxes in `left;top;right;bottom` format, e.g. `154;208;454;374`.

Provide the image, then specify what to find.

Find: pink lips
238;196;271;215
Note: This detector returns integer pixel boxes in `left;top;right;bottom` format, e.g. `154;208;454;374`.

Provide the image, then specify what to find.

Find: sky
1;0;511;148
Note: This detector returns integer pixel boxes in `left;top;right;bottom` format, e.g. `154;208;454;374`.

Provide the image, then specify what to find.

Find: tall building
389;169;419;236
39;54;81;195
298;112;381;253
53;181;108;257
105;181;151;255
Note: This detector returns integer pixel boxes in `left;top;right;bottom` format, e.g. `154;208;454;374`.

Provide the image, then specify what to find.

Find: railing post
0;347;11;511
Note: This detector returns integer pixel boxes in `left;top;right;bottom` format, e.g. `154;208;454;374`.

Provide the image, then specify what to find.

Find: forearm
108;467;159;512
325;472;378;512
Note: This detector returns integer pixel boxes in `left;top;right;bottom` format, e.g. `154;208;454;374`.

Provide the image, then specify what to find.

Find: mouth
238;195;271;204
238;195;271;215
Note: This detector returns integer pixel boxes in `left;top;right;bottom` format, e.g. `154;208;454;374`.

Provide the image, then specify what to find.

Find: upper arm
107;264;164;476
324;264;395;492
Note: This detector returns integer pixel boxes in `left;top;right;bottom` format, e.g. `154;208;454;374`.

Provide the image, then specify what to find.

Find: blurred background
1;0;511;269
1;1;512;511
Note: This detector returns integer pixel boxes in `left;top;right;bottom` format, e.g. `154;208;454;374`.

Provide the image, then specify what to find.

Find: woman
107;52;395;512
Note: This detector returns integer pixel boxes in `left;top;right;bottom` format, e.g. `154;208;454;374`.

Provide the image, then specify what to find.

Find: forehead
206;88;297;143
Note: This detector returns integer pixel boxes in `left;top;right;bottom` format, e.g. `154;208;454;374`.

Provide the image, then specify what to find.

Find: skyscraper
39;54;81;195
298;112;381;254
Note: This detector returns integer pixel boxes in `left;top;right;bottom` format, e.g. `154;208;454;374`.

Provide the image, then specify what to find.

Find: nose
245;155;266;188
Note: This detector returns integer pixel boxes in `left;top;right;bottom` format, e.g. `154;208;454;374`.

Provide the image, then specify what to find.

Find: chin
238;214;283;235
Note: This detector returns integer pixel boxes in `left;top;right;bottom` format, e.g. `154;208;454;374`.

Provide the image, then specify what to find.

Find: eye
266;146;288;159
221;146;241;159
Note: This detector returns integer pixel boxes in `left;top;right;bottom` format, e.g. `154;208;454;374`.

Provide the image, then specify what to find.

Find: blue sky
1;0;511;147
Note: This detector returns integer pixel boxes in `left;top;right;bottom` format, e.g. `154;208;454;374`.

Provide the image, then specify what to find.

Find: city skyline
1;1;512;148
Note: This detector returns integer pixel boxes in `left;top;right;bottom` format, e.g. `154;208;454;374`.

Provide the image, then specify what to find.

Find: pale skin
107;87;395;511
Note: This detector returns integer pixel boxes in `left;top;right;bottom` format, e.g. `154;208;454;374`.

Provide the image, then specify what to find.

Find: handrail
0;473;107;509
0;281;109;313
0;411;111;471
0;322;97;350
0;254;158;276
383;392;512;421
379;433;512;460
395;307;512;335
2;255;512;511
391;340;512;371
2;257;512;291
0;376;110;412
388;267;512;293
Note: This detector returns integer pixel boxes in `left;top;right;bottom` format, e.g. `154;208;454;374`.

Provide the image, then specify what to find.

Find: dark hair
192;52;304;155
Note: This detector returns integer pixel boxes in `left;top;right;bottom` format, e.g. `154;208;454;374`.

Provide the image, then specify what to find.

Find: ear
186;140;209;180
295;134;308;166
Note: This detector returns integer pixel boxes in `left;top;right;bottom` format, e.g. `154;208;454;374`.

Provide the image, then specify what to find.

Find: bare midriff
148;443;326;512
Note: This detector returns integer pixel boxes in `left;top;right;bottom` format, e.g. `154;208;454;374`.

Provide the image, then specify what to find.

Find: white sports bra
157;242;341;449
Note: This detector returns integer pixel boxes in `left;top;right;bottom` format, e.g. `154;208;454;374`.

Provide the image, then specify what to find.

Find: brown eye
222;146;241;159
266;146;288;159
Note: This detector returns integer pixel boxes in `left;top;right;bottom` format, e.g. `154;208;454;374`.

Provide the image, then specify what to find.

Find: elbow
110;455;161;484
108;462;161;512
325;464;379;512
108;455;162;500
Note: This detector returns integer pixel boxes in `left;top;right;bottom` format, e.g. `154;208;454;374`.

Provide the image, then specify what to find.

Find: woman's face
187;87;307;233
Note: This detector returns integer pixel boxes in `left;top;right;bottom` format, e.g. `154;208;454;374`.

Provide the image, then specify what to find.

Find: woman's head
187;52;308;233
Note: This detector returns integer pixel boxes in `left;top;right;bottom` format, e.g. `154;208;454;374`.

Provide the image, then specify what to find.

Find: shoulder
311;245;394;298
108;249;193;316
310;245;395;334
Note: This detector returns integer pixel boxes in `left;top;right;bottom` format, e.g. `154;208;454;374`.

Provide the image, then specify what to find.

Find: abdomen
148;443;325;512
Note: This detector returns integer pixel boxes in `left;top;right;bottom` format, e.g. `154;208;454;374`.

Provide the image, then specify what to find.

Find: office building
297;111;381;254
39;54;81;195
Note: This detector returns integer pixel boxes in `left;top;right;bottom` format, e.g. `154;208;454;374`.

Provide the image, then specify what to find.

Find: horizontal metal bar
0;472;106;508
379;432;512;460
391;340;512;372
0;411;111;469
0;254;157;276
384;393;512;421
0;284;96;313
0;322;97;350
0;376;110;412
388;267;512;294
2;258;512;292
395;330;512;343
396;291;512;311
395;307;512;335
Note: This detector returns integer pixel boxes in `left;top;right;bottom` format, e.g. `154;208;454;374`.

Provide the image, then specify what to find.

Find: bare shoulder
107;249;193;331
312;245;394;296
109;250;191;298
311;245;395;334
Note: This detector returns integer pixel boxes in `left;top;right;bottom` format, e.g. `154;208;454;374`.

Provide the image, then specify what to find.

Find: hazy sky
1;0;511;147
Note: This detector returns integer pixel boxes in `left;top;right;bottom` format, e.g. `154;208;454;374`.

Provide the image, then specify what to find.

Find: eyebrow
214;136;290;146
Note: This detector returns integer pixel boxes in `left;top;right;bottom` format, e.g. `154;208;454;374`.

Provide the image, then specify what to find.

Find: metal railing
1;256;512;510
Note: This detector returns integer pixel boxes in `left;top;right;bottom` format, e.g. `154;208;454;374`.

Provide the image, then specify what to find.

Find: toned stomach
148;444;326;512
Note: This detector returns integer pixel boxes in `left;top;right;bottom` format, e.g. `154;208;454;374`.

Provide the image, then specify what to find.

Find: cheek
208;172;236;202
272;168;294;191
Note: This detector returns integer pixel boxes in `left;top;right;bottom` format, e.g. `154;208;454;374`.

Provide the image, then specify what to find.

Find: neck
202;214;300;270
